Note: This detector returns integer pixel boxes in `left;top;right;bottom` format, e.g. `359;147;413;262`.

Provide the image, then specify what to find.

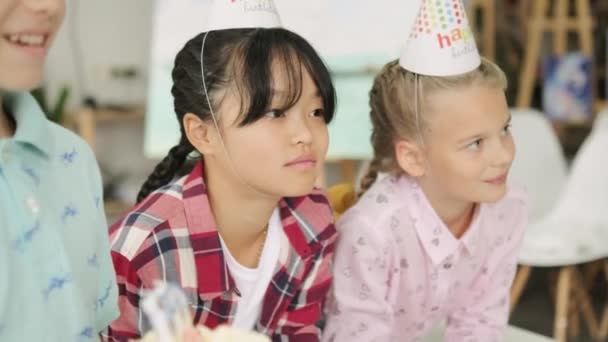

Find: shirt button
443;262;452;270
25;196;40;215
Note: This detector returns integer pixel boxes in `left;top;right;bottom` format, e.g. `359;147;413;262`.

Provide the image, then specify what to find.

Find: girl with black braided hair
104;1;337;341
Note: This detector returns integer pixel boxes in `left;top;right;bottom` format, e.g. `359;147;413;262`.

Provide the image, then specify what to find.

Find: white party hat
399;0;481;76
207;0;282;31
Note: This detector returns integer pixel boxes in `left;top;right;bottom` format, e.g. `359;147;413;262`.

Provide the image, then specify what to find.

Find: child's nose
493;139;515;167
290;114;313;146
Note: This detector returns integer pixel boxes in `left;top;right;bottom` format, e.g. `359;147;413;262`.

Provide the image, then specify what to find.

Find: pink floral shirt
323;175;527;342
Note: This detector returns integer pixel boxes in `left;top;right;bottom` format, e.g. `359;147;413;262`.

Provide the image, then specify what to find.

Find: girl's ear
183;113;220;155
394;138;426;177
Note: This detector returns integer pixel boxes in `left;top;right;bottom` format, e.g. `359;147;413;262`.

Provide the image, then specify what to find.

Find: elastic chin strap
199;31;267;197
413;72;426;149
412;72;432;180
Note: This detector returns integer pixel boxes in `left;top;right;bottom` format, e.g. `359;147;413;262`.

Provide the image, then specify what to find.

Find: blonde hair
359;57;508;196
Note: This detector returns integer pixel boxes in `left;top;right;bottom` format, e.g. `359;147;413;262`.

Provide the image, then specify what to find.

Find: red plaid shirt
102;161;336;341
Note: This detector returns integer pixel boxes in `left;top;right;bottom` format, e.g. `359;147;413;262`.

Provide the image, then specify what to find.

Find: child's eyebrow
457;133;482;145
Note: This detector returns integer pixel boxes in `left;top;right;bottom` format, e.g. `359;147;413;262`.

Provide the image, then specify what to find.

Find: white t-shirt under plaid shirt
219;208;281;330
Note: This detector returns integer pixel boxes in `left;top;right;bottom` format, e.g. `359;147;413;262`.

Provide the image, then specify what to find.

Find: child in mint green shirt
0;1;118;340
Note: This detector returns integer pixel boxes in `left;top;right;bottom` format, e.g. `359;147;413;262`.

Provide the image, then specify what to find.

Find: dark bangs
230;28;336;126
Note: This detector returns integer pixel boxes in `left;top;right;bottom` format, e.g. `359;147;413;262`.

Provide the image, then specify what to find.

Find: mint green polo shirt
0;93;119;340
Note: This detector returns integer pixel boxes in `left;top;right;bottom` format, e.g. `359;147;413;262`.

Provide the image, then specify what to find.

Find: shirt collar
460;204;484;256
3;92;51;157
182;160;334;299
402;176;484;265
181;160;237;299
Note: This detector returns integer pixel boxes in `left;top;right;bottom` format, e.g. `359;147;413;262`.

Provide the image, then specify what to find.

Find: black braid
137;138;194;202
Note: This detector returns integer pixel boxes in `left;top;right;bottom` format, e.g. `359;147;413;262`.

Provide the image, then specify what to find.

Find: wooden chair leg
510;265;532;314
571;268;600;339
555;267;573;342
568;294;580;339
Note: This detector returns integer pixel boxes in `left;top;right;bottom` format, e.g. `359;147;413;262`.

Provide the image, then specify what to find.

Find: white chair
508;109;570;335
513;110;608;341
585;109;608;340
508;108;569;222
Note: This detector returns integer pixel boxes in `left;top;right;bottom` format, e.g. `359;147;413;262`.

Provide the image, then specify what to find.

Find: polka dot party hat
207;0;282;31
399;0;481;76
